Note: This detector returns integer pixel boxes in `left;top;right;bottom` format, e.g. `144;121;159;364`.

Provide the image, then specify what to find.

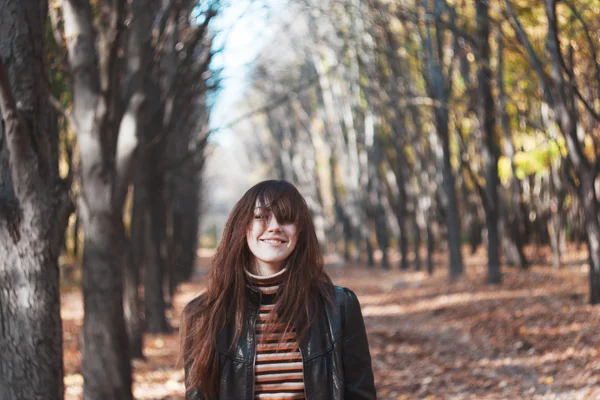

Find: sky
208;0;284;146
201;0;286;236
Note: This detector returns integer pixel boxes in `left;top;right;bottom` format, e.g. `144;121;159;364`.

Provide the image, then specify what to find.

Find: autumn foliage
61;248;600;399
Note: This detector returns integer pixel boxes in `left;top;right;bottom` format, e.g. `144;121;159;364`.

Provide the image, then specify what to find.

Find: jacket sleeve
341;288;377;399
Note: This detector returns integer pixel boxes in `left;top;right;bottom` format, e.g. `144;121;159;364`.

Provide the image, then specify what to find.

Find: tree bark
426;222;435;275
80;210;133;399
543;0;600;303
61;0;137;397
496;29;528;269
144;171;171;333
421;0;464;278
121;0;153;359
0;1;70;398
122;209;144;359
139;77;171;334
475;0;501;284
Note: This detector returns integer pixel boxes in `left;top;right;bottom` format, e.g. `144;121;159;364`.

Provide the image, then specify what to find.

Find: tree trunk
379;23;410;271
73;210;80;258
496;29;528;269
165;191;177;305
81;211;133;399
375;199;390;269
394;162;409;271
0;243;65;400
121;0;150;359
172;167;200;283
144;176;171;333
475;0;501;284
369;110;390;269
580;172;600;303
329;153;352;262
129;170;147;348
440;126;464;278
138;61;171;333
422;0;464;278
426;222;435;275
412;201;423;271
61;1;140;396
0;1;70;397
122;206;144;359
543;0;600;302
548;211;562;268
366;237;375;267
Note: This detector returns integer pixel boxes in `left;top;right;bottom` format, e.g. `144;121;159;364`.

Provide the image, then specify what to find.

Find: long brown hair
180;180;333;398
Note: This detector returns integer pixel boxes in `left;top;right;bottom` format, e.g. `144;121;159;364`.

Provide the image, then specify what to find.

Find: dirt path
328;253;600;399
62;248;600;399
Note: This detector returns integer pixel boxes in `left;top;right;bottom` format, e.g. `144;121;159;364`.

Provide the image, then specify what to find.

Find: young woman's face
246;203;299;274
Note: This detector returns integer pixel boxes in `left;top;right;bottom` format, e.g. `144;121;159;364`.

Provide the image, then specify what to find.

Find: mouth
260;238;287;245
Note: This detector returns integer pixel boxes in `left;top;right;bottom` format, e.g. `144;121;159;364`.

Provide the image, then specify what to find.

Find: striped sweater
245;268;305;400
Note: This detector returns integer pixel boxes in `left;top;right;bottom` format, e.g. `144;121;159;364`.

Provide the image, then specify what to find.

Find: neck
252;261;283;276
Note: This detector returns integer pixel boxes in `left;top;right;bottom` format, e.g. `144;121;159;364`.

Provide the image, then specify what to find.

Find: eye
254;214;266;220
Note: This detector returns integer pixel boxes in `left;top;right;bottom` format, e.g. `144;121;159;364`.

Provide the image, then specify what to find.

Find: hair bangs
255;181;304;226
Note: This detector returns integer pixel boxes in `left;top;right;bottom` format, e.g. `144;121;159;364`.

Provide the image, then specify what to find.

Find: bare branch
570;81;600;122
563;0;600;102
162;7;218;109
456;123;487;212
49;94;78;133
503;0;554;105
157;129;209;174
152;0;177;47
98;0;127;103
162;48;213;138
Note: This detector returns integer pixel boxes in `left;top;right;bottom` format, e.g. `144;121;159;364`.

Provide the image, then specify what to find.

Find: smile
261;239;287;244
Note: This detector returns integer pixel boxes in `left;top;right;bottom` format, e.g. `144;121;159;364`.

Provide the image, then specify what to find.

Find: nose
266;215;282;231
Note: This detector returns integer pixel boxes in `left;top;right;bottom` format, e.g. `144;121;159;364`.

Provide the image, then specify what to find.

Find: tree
0;0;72;398
131;0;217;333
59;0;143;397
504;0;600;303
419;0;464;278
474;0;501;283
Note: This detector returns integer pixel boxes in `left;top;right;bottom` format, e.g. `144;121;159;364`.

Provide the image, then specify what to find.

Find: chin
257;254;288;264
261;257;286;264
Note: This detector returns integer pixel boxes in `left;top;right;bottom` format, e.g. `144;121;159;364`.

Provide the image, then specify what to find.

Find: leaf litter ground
62;246;600;399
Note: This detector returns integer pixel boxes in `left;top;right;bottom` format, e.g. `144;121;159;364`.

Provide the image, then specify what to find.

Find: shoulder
320;283;363;317
326;284;360;304
182;293;208;320
335;285;362;311
321;286;367;340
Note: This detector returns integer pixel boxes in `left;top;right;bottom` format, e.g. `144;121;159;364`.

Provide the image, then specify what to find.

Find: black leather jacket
186;285;377;400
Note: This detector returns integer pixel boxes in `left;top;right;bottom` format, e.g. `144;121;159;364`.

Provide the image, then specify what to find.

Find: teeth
263;240;282;244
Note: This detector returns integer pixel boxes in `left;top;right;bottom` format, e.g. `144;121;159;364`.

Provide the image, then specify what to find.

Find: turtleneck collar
245;267;287;295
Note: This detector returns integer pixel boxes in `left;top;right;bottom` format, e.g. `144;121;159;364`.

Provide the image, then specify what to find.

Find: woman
180;180;376;399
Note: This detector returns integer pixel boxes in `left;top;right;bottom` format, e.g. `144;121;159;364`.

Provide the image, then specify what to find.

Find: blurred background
1;0;600;399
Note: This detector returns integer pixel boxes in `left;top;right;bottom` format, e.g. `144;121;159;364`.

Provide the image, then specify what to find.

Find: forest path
62;246;600;399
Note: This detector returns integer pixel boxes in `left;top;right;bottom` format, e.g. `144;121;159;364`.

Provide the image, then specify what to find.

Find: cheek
248;222;263;239
286;227;299;245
